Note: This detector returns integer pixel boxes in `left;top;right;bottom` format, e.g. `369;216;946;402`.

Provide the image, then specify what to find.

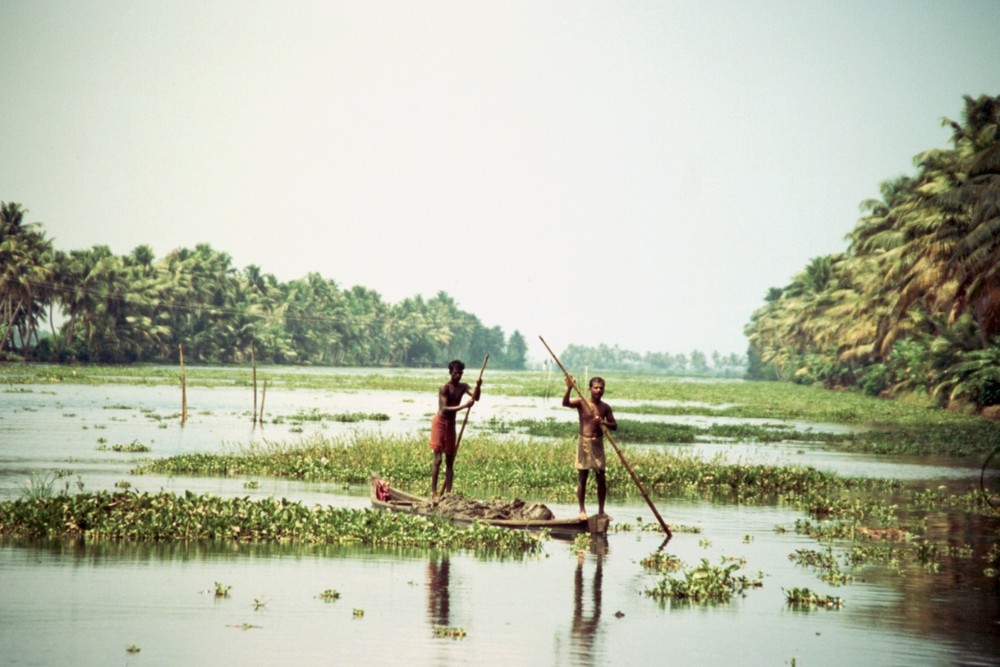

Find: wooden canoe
369;475;609;538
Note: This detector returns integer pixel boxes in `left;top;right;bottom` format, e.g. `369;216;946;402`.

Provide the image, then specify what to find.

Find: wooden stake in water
251;343;258;425
539;335;672;539
259;379;268;426
179;344;187;425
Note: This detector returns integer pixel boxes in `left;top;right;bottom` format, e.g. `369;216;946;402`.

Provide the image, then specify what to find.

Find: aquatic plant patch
132;431;994;532
612;519;701;534
134;432;873;502
18;473;57;500
0;490;544;552
510;418;702;444
282;409;391;423
644;557;763;603
783;587;844;609
640;551;683;573
432;626;467;639
97;440;152;453
789;548;853;586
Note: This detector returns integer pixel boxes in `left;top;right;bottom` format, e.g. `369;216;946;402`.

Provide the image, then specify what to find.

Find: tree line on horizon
744;94;1000;411
0;217;529;368
2;208;741;373
557;343;745;377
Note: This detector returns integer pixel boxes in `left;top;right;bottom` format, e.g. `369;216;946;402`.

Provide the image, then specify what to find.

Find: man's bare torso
576;400;612;438
438;382;469;420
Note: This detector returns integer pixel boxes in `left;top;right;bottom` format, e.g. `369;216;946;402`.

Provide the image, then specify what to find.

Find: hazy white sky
2;0;998;360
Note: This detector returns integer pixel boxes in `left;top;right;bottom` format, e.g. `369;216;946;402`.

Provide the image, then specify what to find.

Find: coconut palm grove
745;94;999;413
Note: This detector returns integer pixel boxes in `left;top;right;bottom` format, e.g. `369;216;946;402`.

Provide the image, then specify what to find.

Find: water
1;371;998;666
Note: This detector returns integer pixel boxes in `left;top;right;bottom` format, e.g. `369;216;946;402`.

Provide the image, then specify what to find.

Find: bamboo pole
455;354;489;455
251;343;258;425
540;336;672;539
259;379;268;426
179;344;187;425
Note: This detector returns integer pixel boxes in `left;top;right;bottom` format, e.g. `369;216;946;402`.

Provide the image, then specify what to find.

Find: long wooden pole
540;336;671;539
455;354;489;455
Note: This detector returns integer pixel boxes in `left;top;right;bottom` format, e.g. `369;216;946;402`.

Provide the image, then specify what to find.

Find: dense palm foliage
0;215;529;368
0;202;56;357
746;95;1000;410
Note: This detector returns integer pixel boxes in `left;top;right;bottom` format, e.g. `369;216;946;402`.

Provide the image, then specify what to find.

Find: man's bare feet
578;511;588;521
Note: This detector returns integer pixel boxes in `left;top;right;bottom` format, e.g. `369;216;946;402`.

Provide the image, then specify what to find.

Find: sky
2;0;998;362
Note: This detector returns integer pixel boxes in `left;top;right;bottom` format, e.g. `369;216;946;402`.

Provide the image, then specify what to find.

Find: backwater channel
1;368;997;666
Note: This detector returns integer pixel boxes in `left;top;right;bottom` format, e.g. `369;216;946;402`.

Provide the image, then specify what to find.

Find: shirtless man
429;359;482;498
563;375;617;520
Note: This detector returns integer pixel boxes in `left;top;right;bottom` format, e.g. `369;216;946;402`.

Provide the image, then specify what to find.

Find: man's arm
467;380;482;402
601;405;617;431
439;384;473;414
438;384;451;414
562;376;579;408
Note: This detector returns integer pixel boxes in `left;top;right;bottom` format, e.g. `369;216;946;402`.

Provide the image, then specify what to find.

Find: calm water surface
1;372;998;666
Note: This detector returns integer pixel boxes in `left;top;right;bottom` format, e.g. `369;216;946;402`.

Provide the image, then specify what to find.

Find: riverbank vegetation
744;95;1000;413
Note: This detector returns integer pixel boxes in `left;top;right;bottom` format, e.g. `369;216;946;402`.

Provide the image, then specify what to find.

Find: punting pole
455;354;489;455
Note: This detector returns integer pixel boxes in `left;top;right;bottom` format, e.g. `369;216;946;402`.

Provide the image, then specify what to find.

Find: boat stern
587;514;612;534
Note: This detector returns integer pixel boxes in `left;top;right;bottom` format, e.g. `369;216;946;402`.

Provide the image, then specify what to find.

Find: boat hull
369;475;609;538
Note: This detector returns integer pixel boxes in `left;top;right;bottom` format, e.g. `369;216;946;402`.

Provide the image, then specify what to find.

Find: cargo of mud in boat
369;475;610;538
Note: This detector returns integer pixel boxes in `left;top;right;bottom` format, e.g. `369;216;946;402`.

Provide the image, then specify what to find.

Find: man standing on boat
563;375;616;520
430;359;481;499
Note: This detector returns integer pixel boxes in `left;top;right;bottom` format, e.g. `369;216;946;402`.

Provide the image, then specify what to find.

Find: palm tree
935;95;1000;345
876;96;1000;353
0;202;55;358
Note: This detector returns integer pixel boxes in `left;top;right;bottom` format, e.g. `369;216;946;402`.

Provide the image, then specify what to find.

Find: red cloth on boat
429;414;457;454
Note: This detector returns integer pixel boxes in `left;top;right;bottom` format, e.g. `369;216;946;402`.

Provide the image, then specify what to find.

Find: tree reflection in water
426;554;450;627
572;535;608;664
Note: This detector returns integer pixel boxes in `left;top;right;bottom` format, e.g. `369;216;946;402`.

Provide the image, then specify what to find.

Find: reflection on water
1;537;430;564
427;554;451;628
1;506;997;665
571;536;607;665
